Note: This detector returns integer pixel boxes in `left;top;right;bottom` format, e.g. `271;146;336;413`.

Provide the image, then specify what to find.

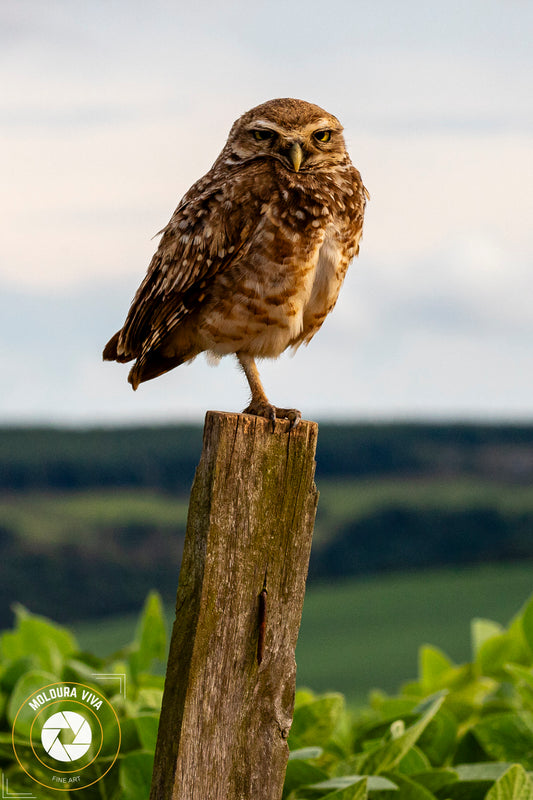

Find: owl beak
288;142;304;172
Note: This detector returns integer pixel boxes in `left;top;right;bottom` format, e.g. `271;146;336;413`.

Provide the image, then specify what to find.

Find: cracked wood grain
149;411;319;800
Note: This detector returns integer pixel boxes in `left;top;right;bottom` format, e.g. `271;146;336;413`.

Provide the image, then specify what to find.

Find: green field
3;472;533;697
3;477;533;544
75;561;533;705
0;489;189;544
5;476;533;627
314;477;533;546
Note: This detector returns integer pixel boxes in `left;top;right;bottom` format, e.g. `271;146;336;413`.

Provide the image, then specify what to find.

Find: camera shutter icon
41;711;92;762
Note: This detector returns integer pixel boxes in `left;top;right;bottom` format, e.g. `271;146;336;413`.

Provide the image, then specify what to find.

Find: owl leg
237;353;301;430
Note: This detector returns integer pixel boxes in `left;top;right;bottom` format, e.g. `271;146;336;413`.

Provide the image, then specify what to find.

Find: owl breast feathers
103;97;368;428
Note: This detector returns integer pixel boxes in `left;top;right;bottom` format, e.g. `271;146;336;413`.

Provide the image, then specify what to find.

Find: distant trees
2;422;533;491
0;521;184;627
311;507;533;580
2;422;533;625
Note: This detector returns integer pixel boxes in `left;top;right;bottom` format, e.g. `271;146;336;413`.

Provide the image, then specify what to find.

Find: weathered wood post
149;410;319;800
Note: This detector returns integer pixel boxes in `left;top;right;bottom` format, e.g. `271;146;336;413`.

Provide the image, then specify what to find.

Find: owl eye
313;130;332;143
252;129;275;141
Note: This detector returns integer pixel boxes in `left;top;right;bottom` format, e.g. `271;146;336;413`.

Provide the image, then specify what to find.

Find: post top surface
204;410;318;436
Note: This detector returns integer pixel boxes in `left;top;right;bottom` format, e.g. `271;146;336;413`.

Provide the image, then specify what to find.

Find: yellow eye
314;130;331;143
252;129;275;141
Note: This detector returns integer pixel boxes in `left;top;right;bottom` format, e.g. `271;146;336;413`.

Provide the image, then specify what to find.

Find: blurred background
1;0;532;703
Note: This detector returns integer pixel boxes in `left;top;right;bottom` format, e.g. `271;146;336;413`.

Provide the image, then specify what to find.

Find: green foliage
485;765;533;800
3;591;533;798
295;564;533;704
286;590;533;800
1;603;77;673
0;592;167;799
128;590;167;678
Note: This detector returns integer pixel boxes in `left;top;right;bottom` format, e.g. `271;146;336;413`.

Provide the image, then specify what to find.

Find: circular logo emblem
41;711;92;762
12;682;121;792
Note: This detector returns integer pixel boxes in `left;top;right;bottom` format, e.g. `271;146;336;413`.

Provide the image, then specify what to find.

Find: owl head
222;98;349;174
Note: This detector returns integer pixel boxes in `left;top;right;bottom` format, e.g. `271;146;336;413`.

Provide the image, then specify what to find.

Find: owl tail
128;348;198;390
102;330;132;363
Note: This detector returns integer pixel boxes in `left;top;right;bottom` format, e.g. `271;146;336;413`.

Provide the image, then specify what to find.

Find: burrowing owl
103;97;368;427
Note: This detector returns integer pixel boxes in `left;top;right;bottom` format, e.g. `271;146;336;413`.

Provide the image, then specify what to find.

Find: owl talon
242;402;301;431
289;414;301;430
243;401;277;425
276;408;302;430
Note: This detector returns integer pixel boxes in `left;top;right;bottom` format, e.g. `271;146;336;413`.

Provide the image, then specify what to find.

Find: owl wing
115;171;261;363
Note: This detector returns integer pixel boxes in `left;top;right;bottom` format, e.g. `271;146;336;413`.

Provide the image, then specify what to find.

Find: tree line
2;421;533;491
2;421;533;626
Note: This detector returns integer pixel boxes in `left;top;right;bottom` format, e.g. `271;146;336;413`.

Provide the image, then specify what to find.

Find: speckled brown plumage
103;97;369;426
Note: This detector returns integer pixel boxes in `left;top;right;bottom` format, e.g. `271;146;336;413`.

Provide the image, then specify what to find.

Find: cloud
1;0;532;420
354;232;531;336
2;217;532;424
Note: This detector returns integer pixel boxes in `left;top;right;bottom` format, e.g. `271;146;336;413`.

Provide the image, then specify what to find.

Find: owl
103;97;368;427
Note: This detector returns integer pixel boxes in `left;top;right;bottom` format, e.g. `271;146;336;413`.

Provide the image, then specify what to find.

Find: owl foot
243;402;301;431
237;354;301;430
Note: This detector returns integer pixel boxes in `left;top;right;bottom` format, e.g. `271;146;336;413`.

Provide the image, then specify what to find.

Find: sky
1;0;532;424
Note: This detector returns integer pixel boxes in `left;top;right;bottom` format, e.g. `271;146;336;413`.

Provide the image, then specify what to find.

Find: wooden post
149;411;319;800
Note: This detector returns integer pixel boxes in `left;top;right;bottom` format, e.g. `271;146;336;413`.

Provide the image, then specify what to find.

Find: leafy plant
287;592;533;800
3;591;533;798
0;591;166;798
